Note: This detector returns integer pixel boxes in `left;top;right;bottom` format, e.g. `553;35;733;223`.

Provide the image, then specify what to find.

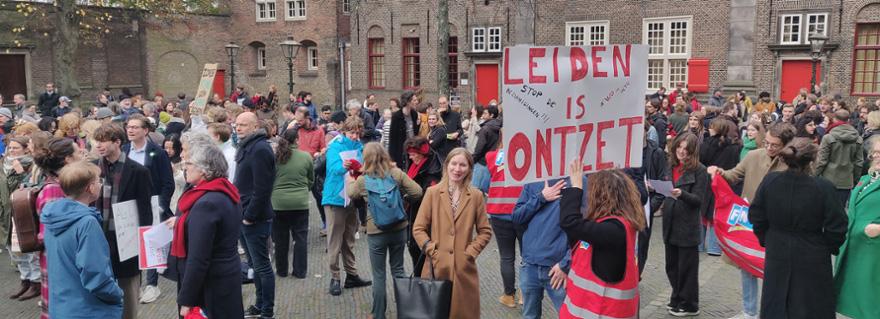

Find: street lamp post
279;36;302;96
224;42;240;98
808;33;828;95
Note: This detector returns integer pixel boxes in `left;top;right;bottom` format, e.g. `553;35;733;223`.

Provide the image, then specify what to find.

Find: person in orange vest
485;143;526;307
558;162;646;319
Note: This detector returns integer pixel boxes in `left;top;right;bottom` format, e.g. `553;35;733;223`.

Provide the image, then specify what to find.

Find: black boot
9;280;29;299
329;278;341;296
343;274;372;288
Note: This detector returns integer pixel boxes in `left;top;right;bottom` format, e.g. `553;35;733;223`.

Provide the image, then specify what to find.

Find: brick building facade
347;0;880;109
5;0;880;111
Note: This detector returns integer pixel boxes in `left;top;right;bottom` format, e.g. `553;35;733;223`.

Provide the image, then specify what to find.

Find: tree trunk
436;0;449;97
52;0;81;104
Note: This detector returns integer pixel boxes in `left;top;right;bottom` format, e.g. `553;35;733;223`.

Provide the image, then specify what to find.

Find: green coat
834;174;880;319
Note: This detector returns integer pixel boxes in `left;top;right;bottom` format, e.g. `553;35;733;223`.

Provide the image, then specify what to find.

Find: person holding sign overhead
557;162;645;319
93;124;154;319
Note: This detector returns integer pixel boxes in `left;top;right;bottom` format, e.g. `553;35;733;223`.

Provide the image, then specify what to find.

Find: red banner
711;174;765;278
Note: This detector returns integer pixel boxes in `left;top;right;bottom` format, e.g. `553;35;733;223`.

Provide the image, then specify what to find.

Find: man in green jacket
816;109;864;207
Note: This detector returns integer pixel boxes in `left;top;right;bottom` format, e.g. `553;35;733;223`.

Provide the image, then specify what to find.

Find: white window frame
806;13;828;38
307;46;318;70
342;0;351;14
257;47;267;70
642;16;693;93
255;0;276;22
488;27;502;52
779;14;802;45
565;21;609;46
472;27;486;52
285;0;306;20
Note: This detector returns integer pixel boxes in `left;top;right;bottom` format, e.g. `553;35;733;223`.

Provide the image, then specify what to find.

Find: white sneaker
139;285;160;304
727;312;757;319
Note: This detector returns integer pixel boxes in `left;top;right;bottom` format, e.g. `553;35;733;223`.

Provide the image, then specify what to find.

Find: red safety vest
486;150;522;215
560;216;639;319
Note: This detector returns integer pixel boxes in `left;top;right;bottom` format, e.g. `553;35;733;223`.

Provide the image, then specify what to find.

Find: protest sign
112;200;140;261
192;63;218;111
501;45;648;184
139;225;172;270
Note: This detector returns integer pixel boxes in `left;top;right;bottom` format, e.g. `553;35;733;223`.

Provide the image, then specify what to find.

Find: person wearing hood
816;109;865;207
233;112;277;318
41;161;124;319
321;117;372;296
3;137;39;301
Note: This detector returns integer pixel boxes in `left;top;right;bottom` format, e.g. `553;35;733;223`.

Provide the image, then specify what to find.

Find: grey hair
346;99;361;111
186;138;228;180
180;132;215;148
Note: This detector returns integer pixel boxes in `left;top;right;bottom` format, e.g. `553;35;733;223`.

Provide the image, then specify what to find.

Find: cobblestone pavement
1;201;756;319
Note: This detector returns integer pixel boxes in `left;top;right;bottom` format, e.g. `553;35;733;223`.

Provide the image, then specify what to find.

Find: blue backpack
364;174;406;230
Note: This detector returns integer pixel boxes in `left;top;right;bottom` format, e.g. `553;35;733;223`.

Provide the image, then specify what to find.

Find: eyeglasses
763;141;784;150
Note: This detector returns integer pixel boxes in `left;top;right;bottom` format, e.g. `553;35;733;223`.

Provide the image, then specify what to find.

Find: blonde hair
427;110;445;126
59;161;100;198
362;142;394;178
80;120;102;141
56;113;81;138
440;147;474;188
867;111;880;131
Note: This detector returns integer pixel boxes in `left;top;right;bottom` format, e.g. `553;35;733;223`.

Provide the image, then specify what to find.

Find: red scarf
826;121;847;133
408;157;426;179
171;178;240;258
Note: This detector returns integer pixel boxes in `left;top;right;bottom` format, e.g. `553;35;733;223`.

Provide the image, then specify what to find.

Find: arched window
249;41;267;71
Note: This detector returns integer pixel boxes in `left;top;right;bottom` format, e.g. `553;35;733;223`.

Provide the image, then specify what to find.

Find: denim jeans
741;269;759;316
698;224;722;255
8;249;40;282
472;163;491;194
489;217;524;295
272;211;309;278
242;220;275;317
367;228;407;319
520;263;566;319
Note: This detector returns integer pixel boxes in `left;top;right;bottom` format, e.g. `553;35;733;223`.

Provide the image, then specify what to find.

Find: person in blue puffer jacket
41;161;123;318
321;116;372;296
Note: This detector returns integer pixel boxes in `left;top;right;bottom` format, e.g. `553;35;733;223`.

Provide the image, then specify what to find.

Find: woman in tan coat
412;147;493;318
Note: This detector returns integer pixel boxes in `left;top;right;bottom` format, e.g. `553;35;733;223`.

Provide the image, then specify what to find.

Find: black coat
94;157;154;278
175;191;244;319
699;135;742;170
37;91;59;116
234;132;276;223
428;125;454;160
749;172;847;319
661;164;711;247
389;108;420;169
440;109;463;146
473;118;502;165
122;141;175;219
649;112;669;150
643;139;670;212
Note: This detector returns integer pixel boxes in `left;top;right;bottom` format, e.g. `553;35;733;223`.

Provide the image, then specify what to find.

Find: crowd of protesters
0;80;878;319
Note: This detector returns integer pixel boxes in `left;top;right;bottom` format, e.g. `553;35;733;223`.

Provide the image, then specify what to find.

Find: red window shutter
687;58;709;93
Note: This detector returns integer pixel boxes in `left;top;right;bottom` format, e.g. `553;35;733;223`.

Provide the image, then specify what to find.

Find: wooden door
0;55;27;106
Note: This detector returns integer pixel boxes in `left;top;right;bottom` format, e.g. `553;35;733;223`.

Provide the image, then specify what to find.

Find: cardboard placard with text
192;63;218;112
501;45;648;184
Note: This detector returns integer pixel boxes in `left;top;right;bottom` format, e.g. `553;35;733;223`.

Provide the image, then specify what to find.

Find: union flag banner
711;174;765;278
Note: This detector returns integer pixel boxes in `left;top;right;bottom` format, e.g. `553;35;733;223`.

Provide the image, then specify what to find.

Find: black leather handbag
393;242;453;319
